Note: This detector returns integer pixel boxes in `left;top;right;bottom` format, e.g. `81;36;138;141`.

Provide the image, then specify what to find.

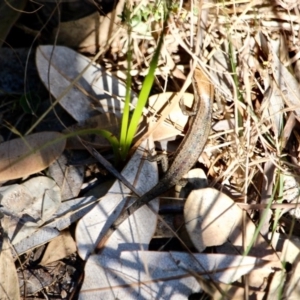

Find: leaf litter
1;1;300;299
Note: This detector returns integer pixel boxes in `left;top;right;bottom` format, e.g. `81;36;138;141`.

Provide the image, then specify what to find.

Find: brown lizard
96;66;214;251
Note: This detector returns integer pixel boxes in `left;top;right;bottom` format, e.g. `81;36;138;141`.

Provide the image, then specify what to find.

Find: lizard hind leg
179;97;197;116
147;149;169;172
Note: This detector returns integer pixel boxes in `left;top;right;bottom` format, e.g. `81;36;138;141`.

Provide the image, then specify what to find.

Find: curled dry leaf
0;132;66;181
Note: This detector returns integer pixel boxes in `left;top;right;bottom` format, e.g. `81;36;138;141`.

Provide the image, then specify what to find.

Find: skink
97;66;214;251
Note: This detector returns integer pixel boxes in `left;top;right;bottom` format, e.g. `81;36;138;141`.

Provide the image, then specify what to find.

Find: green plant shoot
119;2;169;161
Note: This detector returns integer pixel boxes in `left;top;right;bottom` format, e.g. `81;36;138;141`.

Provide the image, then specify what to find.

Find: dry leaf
0;219;20;300
40;230;76;266
14;226;60;255
0;176;61;245
52;0;125;53
19;267;56;296
14;195;97;255
149;92;194;142
271;232;300;264
257;33;300;121
184;187;243;252
0;132;66;181
22;176;61;223
79;251;270;299
36;45;137;122
47;154;84;200
76;139;159;260
271;232;300;298
184;188;278;260
52;12;102;51
270;46;300;120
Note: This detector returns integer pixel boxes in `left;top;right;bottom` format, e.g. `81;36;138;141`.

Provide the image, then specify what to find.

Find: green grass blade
120;31;164;159
120;21;133;152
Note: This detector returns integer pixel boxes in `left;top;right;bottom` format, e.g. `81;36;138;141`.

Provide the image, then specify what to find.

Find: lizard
95;65;214;252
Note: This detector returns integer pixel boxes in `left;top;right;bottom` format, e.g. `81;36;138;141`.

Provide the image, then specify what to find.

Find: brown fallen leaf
0;132;66;181
0;219;20;300
40;230;76;266
149;92;194;143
